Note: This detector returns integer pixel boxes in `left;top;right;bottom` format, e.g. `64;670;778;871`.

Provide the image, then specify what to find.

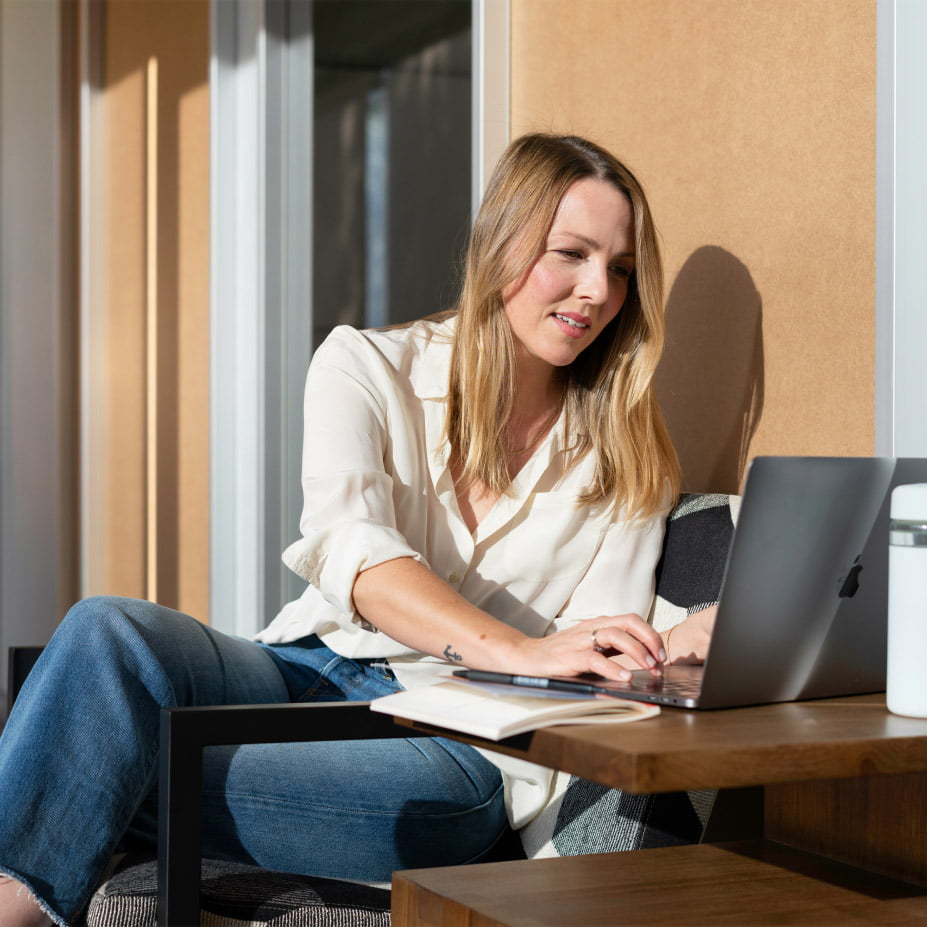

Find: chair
7;492;744;926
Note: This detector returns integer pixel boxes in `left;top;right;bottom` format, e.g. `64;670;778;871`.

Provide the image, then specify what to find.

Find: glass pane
312;0;472;343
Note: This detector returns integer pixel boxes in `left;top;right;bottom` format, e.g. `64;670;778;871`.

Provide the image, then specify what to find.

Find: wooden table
391;693;927;925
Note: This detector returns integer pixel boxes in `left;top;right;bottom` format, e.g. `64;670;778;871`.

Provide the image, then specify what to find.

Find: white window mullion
278;0;315;613
211;0;313;635
211;0;267;635
891;0;927;456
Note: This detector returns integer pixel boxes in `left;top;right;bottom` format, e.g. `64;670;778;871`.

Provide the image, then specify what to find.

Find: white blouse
257;316;667;826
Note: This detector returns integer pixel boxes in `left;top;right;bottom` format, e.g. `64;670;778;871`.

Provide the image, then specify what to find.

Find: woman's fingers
587;615;666;669
521;614;666;681
590;650;635;682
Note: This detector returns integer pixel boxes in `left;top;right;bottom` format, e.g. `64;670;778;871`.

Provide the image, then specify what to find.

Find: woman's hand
663;605;717;664
512;613;667;683
353;558;669;683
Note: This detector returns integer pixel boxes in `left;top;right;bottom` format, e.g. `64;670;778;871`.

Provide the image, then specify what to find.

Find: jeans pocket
294;656;402;703
294;675;348;702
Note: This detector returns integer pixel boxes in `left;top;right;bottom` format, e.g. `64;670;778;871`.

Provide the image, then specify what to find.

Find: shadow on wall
655;246;764;495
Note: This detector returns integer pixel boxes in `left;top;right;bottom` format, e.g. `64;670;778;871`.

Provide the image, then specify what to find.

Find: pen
453;669;601;695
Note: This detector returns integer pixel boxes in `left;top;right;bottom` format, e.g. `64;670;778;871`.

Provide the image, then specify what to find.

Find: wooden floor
392;841;927;927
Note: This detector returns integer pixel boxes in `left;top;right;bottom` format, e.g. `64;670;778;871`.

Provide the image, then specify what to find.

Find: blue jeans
0;597;506;925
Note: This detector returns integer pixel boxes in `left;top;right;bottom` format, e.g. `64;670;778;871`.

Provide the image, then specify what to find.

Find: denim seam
406;737;496;796
202;781;504;820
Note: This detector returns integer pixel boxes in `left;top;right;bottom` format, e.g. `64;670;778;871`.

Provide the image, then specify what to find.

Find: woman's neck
506;364;564;461
510;357;562;421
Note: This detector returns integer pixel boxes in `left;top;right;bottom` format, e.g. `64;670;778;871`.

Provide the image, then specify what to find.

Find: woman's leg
127;638;508;882
0;596;290;925
197;734;507;881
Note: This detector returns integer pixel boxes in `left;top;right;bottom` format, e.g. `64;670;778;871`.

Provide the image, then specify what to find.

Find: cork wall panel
511;0;876;493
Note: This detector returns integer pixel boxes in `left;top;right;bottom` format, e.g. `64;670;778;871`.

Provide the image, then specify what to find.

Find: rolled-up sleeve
281;328;427;624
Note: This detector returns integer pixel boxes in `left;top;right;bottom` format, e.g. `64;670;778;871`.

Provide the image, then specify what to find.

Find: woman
0;133;713;927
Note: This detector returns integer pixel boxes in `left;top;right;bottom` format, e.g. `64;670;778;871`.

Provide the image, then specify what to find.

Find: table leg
765;771;927;887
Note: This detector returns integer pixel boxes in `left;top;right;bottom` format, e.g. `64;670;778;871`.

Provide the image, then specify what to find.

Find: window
211;0;508;635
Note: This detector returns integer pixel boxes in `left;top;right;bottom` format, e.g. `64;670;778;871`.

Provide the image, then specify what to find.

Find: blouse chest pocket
501;492;606;581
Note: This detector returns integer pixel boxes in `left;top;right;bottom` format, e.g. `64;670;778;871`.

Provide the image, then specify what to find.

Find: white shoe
0;875;53;927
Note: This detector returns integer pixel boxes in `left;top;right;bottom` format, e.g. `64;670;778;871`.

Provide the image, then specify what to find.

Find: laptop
593;456;927;708
461;457;927;709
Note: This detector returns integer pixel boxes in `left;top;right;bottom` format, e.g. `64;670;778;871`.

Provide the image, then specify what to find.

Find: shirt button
448;572;460;584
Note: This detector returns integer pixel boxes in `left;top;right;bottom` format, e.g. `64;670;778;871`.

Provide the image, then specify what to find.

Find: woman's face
502;177;635;375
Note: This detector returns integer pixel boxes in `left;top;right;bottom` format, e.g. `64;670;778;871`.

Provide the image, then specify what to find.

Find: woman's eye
554;249;583;260
609;264;633;278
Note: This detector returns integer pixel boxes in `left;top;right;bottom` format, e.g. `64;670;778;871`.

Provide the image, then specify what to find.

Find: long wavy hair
446;133;680;518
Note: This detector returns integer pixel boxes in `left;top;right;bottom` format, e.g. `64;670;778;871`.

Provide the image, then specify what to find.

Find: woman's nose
574;260;609;304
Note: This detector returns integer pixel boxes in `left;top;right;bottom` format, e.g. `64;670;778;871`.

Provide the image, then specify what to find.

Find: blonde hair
447;133;680;517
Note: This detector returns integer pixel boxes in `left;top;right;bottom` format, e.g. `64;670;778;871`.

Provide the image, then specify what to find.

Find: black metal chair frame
6;645;43;718
157;701;407;926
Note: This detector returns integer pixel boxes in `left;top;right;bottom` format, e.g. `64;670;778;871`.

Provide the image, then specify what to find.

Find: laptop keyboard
656;675;703;696
626;667;703;698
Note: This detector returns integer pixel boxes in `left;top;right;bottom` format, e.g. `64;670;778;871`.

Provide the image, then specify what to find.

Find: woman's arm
352;556;666;682
663;605;716;664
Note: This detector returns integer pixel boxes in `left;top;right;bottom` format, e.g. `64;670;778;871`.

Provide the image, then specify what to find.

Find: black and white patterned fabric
652;493;740;626
519;492;739;859
83;856;391;927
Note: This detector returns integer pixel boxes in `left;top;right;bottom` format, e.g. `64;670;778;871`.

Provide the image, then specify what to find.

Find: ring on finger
591;628;606;653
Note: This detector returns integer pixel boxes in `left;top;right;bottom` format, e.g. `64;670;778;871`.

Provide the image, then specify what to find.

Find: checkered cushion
652;493;741;631
83;857;391;927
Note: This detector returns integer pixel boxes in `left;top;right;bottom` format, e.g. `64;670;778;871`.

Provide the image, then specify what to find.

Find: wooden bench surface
393;841;927;927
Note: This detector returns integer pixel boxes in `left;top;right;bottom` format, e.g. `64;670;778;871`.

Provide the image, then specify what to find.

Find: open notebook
370;677;658;740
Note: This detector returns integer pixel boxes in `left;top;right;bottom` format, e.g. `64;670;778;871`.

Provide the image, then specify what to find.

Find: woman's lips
552;312;590;337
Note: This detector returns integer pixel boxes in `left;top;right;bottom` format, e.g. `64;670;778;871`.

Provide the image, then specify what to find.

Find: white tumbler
887;483;927;717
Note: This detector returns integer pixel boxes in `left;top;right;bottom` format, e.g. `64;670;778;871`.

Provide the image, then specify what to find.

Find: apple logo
838;557;863;598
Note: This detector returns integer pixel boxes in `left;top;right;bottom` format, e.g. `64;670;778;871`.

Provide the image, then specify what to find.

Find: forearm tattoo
443;644;463;662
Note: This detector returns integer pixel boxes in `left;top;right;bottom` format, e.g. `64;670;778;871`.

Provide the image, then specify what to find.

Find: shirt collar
412;315;456;401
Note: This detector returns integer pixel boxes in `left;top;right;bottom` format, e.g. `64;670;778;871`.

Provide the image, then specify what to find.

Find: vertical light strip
874;0;895;457
279;0;314;615
145;56;159;602
210;0;264;635
472;0;510;212
364;84;389;328
79;0;104;596
893;0;927;456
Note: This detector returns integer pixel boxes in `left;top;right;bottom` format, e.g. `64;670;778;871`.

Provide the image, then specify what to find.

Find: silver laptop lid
696;456;897;708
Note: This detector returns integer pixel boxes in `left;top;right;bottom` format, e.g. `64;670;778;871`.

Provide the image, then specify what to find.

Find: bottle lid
891;483;927;519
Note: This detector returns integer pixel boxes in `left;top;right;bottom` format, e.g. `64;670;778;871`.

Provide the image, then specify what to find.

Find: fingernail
646;654;656;667
620;669;632;681
658;648;667;663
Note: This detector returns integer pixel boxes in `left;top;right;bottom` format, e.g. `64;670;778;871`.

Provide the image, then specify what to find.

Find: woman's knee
56;593;130;635
54;597;182;666
55;597;283;707
50;597;207;703
59;596;211;653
